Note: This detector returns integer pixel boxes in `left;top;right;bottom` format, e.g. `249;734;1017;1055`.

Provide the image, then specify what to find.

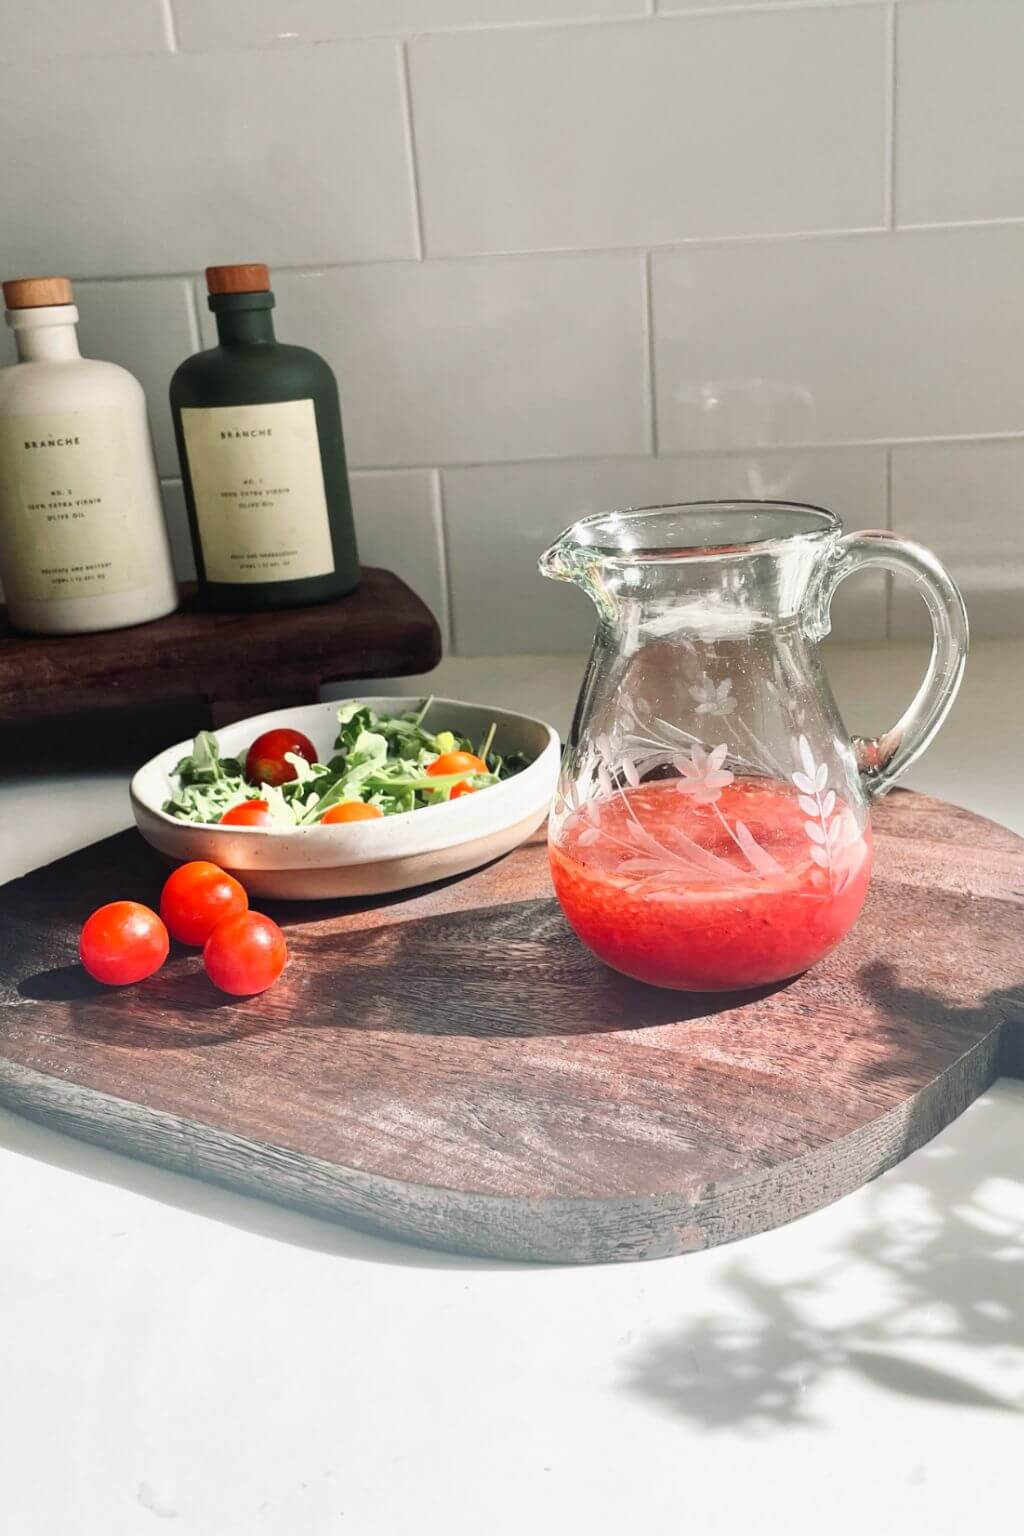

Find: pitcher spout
538;526;616;622
538;532;576;583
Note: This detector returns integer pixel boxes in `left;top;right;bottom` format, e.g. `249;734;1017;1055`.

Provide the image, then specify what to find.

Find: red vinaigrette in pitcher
550;762;872;992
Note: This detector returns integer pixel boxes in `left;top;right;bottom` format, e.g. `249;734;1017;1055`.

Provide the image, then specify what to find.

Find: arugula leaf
172;730;243;786
262;783;299;825
334;702;378;754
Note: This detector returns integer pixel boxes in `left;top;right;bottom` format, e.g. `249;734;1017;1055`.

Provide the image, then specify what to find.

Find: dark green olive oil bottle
170;263;359;612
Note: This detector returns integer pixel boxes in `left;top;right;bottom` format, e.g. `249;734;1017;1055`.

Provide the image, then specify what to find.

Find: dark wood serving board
0;791;1021;1264
0;568;441;725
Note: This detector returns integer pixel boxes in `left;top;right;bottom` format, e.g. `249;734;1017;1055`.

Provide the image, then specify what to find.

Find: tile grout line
330;434;1024;476
884;0;898;231
159;0;179;53
398;42;427;262
883;445;895;639
132;5;890;52
642;252;659;456
184;276;203;354
65;219;1024;290
157;438;1024;483
656;2;886;14
153;436;1018;491
432;468;458;654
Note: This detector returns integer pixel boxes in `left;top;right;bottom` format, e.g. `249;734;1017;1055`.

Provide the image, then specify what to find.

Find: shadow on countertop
619;1012;1024;1430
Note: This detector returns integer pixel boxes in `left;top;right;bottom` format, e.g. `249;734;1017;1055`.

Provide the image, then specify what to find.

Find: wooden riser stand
0;570;442;729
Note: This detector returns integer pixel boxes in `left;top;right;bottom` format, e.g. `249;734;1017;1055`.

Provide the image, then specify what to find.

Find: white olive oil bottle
0;276;177;634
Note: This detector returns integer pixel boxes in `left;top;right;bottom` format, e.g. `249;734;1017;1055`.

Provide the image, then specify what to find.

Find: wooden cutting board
0;791;1021;1264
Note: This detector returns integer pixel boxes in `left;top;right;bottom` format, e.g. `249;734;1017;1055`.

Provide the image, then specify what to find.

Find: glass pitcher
539;501;968;992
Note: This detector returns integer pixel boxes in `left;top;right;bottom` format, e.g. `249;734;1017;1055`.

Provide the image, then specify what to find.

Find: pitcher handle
813;529;969;800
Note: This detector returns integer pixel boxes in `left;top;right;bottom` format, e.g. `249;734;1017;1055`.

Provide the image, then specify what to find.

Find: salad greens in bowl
131;696;560;900
165;699;531;827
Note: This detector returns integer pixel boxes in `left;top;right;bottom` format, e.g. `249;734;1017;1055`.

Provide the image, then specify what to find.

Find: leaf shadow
618;966;1024;1432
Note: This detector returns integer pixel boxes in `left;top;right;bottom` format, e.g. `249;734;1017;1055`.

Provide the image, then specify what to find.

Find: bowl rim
129;694;560;840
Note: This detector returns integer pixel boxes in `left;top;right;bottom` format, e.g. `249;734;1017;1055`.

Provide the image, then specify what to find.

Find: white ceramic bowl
130;696;561;899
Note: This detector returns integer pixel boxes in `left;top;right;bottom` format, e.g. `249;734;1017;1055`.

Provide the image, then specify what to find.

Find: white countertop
2;641;1022;1535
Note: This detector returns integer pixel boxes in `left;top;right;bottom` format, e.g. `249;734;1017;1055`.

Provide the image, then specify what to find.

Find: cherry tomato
160;860;248;947
203;911;288;997
220;799;274;827
426;751;487;778
80;901;169;986
449;780;477;799
321;801;384;823
246;728;318;788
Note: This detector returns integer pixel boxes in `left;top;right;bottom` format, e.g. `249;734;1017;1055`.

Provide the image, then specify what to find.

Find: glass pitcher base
549;779;872;992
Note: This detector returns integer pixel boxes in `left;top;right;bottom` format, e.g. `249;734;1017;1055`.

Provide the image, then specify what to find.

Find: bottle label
181;399;335;585
0;408;146;603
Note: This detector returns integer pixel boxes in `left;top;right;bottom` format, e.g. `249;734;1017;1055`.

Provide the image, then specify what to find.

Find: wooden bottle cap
206;264;270;296
3;276;73;309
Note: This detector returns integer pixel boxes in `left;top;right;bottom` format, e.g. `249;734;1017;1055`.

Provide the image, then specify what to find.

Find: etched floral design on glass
689;675;738;717
675;742;733;801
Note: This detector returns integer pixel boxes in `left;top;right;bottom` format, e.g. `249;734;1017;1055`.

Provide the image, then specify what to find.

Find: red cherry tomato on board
426;750;488;778
203;911;288;997
321;801;384;823
160;860;249;947
220;799;274;827
449;781;477;799
80;901;169;986
245;728;318;788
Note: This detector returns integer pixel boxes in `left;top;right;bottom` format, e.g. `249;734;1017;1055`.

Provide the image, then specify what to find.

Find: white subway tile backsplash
159;481;194;581
443;449;887;654
890;442;1024;640
652;228;1024;452
2;0;1021;649
222;256;651;468
0;1;169;59
897;0;1024;227
409;9;888;256
350;470;450;643
0;45;416;278
174;0;646;50
74;281;194;479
